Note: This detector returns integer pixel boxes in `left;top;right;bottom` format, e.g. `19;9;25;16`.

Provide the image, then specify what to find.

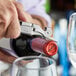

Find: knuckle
0;15;7;28
0;8;12;25
8;27;20;39
5;31;20;39
14;28;21;38
6;2;17;16
12;32;20;38
13;34;20;38
7;5;16;15
15;2;24;9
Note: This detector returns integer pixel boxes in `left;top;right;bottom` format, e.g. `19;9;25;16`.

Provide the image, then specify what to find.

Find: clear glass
67;13;76;68
11;56;57;76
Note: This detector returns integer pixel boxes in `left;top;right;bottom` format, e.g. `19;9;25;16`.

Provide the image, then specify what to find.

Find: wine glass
11;56;57;76
67;13;76;68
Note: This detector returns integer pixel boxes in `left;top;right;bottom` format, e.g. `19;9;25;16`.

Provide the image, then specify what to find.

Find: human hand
0;48;32;64
0;0;29;39
0;0;48;39
0;0;48;64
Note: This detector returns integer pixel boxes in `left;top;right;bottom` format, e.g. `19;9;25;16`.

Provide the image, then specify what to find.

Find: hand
31;15;47;29
0;48;16;64
0;0;28;39
0;0;48;64
0;48;33;64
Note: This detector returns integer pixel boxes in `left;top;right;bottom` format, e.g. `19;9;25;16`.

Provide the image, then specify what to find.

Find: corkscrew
0;22;58;57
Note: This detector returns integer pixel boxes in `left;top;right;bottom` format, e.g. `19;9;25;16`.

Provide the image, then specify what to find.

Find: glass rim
69;12;76;20
13;56;56;70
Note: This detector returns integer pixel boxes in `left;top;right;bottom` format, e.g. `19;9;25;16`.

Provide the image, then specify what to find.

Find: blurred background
45;0;76;76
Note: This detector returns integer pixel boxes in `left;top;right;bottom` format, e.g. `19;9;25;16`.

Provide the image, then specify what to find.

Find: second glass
67;13;76;68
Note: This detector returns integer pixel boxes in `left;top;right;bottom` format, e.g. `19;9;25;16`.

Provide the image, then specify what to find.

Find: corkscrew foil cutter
21;22;54;40
0;22;56;56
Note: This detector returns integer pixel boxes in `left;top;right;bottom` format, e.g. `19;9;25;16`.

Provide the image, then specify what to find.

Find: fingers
0;1;33;39
3;2;21;38
14;2;33;23
0;6;11;38
5;1;32;38
13;2;26;22
5;16;21;38
31;15;47;29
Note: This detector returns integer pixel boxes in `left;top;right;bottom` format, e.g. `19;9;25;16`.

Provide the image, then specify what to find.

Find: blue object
54;23;70;76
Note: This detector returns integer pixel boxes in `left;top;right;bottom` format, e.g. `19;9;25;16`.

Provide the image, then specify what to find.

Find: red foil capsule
31;37;58;56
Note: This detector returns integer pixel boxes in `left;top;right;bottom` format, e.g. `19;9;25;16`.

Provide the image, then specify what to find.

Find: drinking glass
67;13;76;68
11;56;57;76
